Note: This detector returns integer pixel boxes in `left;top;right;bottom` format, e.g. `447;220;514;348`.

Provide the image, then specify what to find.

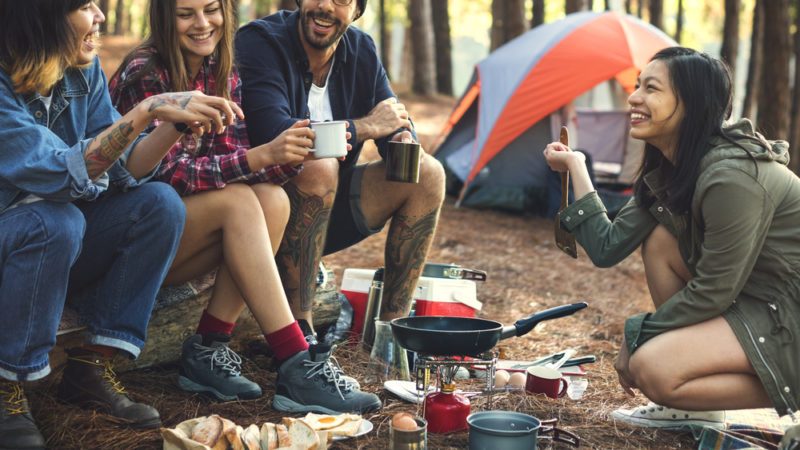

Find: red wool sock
265;322;309;361
196;309;235;336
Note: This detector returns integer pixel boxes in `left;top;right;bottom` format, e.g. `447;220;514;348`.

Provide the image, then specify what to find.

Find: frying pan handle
500;302;588;339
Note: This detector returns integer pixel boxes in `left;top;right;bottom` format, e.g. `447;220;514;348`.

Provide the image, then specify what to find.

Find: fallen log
52;268;342;371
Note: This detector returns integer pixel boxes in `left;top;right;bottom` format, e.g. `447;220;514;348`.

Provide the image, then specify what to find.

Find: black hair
633;46;761;214
0;0;90;93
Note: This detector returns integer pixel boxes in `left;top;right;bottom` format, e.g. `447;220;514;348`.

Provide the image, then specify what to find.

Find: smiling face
67;2;105;66
628;59;685;160
298;0;359;51
175;0;224;75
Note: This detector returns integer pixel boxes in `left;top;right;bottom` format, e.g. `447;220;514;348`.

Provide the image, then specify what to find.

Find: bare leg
641;224;693;309
358;153;446;320
632;225;771;410
276;159;340;331
629;317;772;410
165;183;294;334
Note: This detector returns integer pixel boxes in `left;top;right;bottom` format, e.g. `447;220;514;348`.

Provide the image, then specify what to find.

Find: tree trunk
637;0;644;19
113;0;127;35
491;0;526;51
604;0;612;10
625;0;632;15
789;3;800;174
742;0;763;121
279;0;296;11
649;0;663;30
98;0;109;33
408;0;436;95
531;0;545;28
566;0;589;14
720;0;740;82
757;0;791;139
674;0;683;43
431;0;452;96
379;0;392;79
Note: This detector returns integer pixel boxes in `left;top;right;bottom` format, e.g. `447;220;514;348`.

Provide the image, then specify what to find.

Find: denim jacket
0;55;149;214
235;9;416;168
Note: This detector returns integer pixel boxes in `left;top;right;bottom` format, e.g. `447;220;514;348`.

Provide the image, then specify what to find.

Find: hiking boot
0;381;45;450
273;344;381;414
610;402;726;429
178;334;262;401
57;348;161;428
300;322;360;390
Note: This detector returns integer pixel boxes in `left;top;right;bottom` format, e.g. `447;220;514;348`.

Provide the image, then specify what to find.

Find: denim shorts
323;164;385;255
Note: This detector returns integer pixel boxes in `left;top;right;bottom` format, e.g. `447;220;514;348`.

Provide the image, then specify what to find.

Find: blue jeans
0;183;185;381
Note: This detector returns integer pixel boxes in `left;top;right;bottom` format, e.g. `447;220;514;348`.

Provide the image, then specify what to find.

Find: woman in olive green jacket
544;47;799;425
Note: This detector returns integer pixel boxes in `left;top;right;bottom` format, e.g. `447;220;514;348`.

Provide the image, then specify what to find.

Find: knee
40;203;85;257
628;348;674;405
138;182;186;235
418;154;446;201
642;225;676;262
251;183;290;223
291;159;339;198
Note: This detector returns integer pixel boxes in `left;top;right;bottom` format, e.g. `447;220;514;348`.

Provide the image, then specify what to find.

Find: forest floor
24;36;790;449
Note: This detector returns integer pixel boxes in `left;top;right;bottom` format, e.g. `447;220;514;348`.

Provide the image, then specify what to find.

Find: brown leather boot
57;348;161;429
0;381;45;450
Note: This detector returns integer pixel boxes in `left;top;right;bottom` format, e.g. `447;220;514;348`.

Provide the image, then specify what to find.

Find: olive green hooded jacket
559;119;800;416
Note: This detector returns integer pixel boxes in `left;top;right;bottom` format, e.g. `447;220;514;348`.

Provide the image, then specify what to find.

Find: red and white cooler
341;264;486;342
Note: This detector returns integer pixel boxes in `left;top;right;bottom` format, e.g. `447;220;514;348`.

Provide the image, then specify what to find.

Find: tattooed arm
84;91;242;181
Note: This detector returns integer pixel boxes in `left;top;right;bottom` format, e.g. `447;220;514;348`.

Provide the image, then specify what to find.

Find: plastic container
414;276;482;317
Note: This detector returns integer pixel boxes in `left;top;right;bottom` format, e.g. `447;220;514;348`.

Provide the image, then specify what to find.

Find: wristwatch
173;122;192;134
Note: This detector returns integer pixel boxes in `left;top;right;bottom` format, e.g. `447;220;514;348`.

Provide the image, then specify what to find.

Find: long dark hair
111;0;236;100
632;47;759;214
0;0;89;93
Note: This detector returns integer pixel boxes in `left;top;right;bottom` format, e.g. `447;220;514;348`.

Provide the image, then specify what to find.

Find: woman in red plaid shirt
108;0;369;412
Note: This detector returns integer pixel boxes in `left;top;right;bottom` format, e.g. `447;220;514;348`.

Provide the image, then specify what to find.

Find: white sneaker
610;402;726;429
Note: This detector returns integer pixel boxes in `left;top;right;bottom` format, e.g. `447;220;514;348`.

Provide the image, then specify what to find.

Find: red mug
525;366;568;399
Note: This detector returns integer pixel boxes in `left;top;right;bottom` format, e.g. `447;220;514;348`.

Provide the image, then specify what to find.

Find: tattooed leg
84;121;135;180
277;183;336;316
381;207;441;318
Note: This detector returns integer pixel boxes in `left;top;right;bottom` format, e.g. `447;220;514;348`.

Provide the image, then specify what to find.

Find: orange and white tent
435;11;676;211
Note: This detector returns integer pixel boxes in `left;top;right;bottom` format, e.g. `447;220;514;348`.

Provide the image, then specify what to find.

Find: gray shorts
322;164;385;255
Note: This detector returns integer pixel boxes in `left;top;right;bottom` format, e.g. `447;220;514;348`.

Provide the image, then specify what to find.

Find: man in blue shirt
236;0;445;413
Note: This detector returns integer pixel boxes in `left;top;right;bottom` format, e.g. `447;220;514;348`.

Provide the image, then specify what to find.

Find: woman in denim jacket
544;47;800;430
0;1;243;447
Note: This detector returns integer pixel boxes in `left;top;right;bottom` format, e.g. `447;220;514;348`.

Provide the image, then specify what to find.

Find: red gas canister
424;382;470;434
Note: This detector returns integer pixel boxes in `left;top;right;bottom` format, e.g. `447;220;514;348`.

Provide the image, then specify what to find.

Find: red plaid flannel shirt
108;50;300;195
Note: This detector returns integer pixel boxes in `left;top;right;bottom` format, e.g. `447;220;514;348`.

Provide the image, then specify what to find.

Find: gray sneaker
304;332;361;390
273;344;381;414
178;334;262;401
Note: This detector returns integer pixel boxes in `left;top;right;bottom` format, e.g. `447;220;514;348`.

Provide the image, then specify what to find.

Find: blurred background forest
96;0;799;174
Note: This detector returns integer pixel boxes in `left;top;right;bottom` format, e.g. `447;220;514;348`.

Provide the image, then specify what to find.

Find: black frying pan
390;302;588;356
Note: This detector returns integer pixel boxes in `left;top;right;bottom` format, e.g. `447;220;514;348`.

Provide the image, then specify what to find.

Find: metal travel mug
360;267;384;351
386;141;421;183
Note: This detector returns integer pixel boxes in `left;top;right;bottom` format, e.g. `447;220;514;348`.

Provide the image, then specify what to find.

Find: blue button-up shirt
0;55;148;214
235;9;416;168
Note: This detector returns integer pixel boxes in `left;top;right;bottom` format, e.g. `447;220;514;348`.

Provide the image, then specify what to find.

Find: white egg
494;370;510;388
508;372;527;389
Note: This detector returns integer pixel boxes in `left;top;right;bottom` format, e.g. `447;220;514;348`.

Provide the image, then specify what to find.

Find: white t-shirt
306;59;334;121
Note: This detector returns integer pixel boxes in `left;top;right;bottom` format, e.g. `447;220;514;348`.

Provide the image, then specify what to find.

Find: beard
299;9;349;50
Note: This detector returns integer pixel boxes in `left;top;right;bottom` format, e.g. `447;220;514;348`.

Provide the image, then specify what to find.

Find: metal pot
467;411;580;450
390;303;587;356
